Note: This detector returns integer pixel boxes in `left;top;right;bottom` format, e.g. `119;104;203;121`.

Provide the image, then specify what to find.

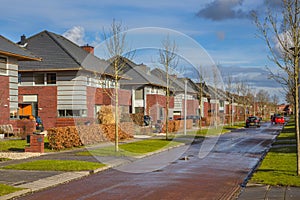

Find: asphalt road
17;123;282;200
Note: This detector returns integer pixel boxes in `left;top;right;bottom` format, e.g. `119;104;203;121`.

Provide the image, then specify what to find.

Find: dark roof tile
18;31;109;73
0;35;40;61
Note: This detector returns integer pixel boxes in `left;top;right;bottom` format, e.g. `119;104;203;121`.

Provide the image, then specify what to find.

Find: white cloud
63;26;86;46
273;30;294;57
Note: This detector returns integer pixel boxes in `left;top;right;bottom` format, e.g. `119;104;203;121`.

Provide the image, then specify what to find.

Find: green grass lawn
0;139;27;152
2;160;105;171
249;116;300;186
77;139;182;157
0;137;82;154
0;184;24;196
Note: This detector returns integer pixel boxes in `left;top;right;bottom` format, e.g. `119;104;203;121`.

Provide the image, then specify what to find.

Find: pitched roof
120;63;167;88
18;30;110;73
0;35;40;61
192;82;211;98
206;85;227;100
151;68;196;94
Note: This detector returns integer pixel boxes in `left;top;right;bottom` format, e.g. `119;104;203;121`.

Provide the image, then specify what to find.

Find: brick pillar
25;134;44;153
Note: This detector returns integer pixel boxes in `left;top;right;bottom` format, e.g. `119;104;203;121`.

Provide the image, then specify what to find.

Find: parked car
245;116;261;128
271;114;285;125
275;116;285;125
35;116;44;132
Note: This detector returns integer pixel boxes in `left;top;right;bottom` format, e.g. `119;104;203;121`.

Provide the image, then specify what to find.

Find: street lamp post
184;79;187;135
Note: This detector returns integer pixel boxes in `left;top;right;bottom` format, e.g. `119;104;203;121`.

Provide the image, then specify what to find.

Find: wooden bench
0;124;21;137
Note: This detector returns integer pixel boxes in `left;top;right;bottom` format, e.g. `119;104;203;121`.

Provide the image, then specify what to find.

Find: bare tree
235;79;252;121
253;0;300;174
211;65;222;127
195;65;206;130
159;35;178;140
103;19;134;151
271;94;280;114
224;74;235;126
256;89;270;119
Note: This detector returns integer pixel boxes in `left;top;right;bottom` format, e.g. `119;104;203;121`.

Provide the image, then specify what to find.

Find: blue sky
1;0;285;102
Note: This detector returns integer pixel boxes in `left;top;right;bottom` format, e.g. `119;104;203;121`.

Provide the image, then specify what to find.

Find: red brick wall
146;94;174;110
146;94;174;123
16;119;36;139
0;76;10;124
182;99;199;116
87;87;131;118
203;101;209;118
87;88;131;106
86;87;131;120
19;86;57;129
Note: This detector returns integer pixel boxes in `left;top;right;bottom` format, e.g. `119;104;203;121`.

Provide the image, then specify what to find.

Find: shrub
162;120;180;133
98;106;115;124
47;126;82;150
130;113;144;126
47;123;134;150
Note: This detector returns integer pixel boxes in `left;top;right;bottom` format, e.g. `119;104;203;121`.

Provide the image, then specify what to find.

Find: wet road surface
17;123;282;200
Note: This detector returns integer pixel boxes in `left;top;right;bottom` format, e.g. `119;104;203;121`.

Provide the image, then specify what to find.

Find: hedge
47;123;134;150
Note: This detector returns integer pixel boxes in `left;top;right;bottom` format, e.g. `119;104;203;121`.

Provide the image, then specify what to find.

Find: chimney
81;44;94;55
139;64;150;73
20;34;26;46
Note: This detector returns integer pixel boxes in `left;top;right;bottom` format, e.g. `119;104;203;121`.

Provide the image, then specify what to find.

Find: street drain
152;169;163;172
170;161;177;164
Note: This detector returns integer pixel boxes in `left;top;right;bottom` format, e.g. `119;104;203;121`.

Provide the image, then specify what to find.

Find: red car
275;116;285;124
272;114;285;125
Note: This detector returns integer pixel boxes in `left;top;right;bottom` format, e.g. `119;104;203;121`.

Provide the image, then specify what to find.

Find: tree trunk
295;53;300;175
166;72;169;140
198;88;202;130
115;79;119;152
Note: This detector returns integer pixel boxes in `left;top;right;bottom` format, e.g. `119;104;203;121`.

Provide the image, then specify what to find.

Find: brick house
186;80;211;120
118;59;174;124
205;85;225;125
0;35;40;127
151;68;199;119
18;31;131;129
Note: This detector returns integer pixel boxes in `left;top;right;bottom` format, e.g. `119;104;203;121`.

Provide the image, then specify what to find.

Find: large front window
58;109;87;117
34;73;57;85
